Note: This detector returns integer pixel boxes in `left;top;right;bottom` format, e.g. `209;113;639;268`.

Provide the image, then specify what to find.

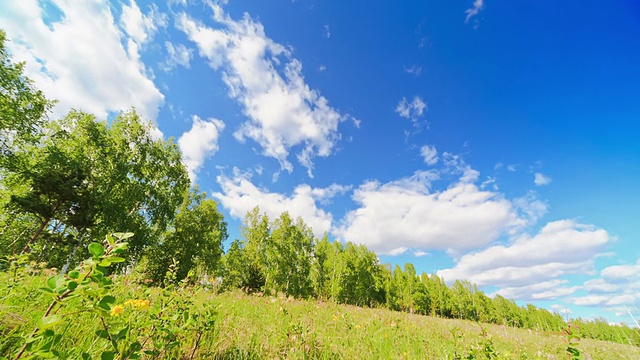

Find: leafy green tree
0;29;53;156
267;212;315;298
338;242;380;307
144;188;228;284
238;207;271;293
0;110;190;265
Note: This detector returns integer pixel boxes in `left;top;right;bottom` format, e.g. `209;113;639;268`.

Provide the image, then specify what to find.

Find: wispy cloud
162;42;193;71
396;96;427;127
177;4;348;177
465;0;484;24
420;145;438;165
403;65;422;76
534;172;552;186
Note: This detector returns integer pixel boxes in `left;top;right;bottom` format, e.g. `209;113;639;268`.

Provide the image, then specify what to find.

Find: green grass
1;271;639;359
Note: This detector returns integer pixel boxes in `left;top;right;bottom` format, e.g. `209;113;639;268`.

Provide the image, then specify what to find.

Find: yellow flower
124;299;150;309
135;299;150;309
110;304;125;317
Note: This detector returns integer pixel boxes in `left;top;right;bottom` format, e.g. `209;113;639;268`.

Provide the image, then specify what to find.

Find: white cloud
318;65;327;72
494;280;580;301
465;0;484;24
120;1;166;47
396;96;427;126
403;65;422;76
507;164;517;172
213;170;349;238
438;220;611;299
162;42;193;71
571;258;640;312
420;145;438;165
324;25;331;38
337;169;536;255
176;5;347;177
178;115;225;181
534;172;552;186
0;0;164;122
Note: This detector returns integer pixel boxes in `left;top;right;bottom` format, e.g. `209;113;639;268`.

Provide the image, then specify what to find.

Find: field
1;270;639;359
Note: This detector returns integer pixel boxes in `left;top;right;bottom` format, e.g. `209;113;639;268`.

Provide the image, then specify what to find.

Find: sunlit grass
1;271;638;359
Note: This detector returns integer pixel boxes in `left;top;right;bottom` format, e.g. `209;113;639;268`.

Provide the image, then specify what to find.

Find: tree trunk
21;217;50;254
59;242;79;276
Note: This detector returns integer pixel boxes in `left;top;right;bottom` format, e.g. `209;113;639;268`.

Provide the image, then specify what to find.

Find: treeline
0;29;638;347
219;207;640;349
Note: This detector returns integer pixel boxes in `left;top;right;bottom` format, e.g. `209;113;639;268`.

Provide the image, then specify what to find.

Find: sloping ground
209;292;639;359
1;273;638;359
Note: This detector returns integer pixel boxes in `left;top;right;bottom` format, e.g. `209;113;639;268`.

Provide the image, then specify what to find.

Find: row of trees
220;207;566;332
220;207;639;345
1;28;637;346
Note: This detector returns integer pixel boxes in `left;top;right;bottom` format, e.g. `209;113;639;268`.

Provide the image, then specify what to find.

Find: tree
144;188;228;284
0;110;190;265
268;212;314;298
0;29;53;156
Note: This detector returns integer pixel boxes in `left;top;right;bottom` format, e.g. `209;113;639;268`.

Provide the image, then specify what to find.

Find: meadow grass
1;271;639;359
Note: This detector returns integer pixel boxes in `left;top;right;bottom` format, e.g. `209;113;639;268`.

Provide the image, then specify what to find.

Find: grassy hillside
1;270;638;359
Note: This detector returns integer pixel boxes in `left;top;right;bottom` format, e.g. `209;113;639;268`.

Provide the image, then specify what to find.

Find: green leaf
113;232;134;240
67;281;78;290
37;315;62;330
108;257;125;263
100;351;115;360
82;352;93;360
106;234;115;247
47;276;57;289
116;325;129;340
99;259;112;267
95;330;110;339
88;242;105;257
97;295;116;311
39;287;54;294
68;270;80;279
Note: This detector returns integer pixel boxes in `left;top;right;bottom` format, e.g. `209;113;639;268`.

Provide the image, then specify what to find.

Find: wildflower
355;325;361;329
110;304;125;317
124;299;150;309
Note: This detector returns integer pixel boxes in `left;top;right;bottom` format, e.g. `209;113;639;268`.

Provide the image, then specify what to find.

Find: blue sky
1;0;639;324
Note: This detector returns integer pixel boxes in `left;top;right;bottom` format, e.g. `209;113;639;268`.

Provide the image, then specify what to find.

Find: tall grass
1;270;639;359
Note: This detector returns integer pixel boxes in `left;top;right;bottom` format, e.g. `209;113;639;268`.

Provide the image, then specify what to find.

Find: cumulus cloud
178;115;225;181
396;96;427;126
176;4;347;177
438;220;611;299
571;258;640;312
213;170;350;238
465;0;484;24
337;168;537;255
420;145;438;165
162;42;193;71
534;172;552;186
0;0;164;122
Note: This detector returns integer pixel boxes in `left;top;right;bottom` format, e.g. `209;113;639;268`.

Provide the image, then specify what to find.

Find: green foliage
0;30;53;155
143;187;228;285
0;110;190;266
3;232;217;359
